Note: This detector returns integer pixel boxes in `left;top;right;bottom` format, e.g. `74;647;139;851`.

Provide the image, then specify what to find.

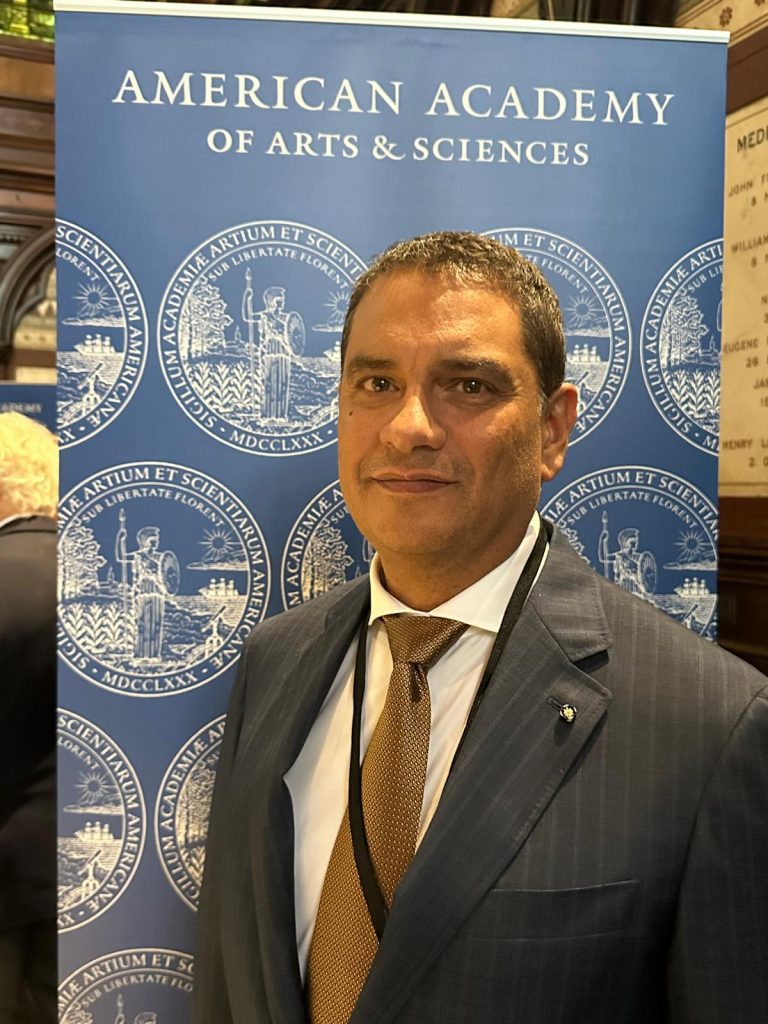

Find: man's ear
540;383;578;483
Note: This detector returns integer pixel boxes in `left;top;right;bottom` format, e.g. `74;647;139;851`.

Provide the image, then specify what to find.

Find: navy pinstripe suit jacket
194;527;768;1024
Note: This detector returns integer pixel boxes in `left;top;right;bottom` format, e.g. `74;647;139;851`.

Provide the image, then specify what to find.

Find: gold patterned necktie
307;614;468;1024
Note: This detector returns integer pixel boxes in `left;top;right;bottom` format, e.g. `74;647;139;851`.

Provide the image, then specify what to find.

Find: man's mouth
371;473;454;494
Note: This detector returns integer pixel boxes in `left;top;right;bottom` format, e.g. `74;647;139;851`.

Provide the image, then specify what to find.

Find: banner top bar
53;1;729;45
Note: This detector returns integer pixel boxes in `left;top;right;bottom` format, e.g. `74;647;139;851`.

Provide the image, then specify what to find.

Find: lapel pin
548;697;577;724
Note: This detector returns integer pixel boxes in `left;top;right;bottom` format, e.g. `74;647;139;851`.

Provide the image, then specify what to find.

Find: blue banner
0;382;56;432
55;4;726;1018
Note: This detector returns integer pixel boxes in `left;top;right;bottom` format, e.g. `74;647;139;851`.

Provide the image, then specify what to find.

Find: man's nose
379;390;446;452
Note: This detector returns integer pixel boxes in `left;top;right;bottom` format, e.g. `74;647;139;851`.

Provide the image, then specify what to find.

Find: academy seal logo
158;220;367;456
58;948;193;1024
484;228;630;443
155;715;225;910
56;221;147;448
57;711;145;931
541;466;718;638
58;462;269;696
281;479;372;609
641;240;722;454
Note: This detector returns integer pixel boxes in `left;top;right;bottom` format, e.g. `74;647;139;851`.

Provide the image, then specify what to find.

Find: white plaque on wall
720;92;768;497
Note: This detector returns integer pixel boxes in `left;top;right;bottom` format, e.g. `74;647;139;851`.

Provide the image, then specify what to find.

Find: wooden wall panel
718;498;768;674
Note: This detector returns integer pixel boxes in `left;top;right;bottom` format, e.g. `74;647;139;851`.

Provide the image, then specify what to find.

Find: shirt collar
0;513;37;532
369;511;543;635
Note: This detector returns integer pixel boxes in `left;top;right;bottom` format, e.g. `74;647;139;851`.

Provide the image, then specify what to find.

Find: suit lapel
248;581;370;1024
351;533;614;1024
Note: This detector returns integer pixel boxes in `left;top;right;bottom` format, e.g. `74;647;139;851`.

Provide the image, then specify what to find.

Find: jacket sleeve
192;640;251;1024
667;685;768;1023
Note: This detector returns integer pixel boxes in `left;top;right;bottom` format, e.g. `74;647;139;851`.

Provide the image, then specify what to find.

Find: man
195;232;768;1024
0;413;57;1024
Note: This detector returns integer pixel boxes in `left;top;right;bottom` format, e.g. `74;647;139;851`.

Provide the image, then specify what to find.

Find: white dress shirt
284;512;546;980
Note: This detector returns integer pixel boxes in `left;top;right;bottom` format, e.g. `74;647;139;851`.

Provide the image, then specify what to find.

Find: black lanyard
348;518;550;940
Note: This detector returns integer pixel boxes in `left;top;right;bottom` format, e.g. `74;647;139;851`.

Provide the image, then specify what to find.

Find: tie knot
381;614;467;670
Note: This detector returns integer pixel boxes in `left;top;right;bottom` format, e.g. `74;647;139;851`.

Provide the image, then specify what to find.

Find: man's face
338;270;575;582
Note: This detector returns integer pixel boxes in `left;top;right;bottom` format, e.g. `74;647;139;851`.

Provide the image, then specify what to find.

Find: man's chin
366;527;459;562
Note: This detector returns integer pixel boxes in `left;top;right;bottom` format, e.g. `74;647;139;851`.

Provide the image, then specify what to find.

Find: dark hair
341;230;566;397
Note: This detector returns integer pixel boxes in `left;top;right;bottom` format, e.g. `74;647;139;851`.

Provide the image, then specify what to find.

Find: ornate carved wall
0;34;55;381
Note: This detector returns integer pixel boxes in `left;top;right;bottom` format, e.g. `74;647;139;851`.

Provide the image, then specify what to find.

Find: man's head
341;231;566;400
0;412;57;522
337;231;577;608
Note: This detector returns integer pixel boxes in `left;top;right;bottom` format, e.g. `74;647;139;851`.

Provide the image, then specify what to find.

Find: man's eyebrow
343;354;518;387
344;355;397;375
437;357;517;385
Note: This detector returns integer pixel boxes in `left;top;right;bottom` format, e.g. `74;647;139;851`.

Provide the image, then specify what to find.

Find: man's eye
458;379;487;395
363;377;392;393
